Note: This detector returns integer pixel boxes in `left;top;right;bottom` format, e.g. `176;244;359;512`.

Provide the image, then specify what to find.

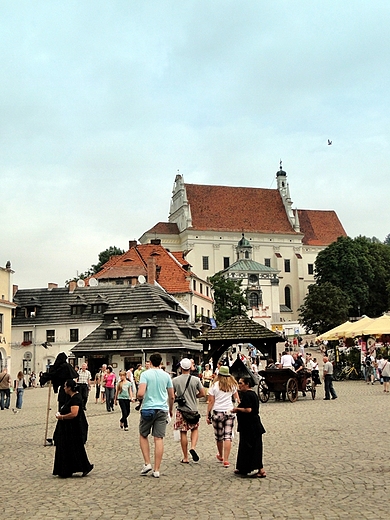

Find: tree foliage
298;282;350;335
66;245;125;284
308;236;390;320
210;273;248;325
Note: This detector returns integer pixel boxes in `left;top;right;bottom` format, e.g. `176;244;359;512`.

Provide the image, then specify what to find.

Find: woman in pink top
103;366;116;412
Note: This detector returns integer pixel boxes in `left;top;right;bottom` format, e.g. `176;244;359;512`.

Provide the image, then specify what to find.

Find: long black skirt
236;431;263;474
53;420;92;477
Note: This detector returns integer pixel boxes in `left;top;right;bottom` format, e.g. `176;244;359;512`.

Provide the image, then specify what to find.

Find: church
140;165;346;325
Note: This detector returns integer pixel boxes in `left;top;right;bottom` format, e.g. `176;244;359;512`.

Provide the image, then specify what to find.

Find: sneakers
216;454;223;462
152;471;160;478
140;463;152;475
124;427;129;431
223;461;230;468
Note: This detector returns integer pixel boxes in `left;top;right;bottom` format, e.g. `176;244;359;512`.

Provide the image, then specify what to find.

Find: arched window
284;286;292;310
249;293;259;309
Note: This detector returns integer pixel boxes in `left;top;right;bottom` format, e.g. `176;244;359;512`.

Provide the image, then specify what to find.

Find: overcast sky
2;1;390;289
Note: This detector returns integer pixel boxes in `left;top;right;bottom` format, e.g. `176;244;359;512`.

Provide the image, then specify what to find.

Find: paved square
1;379;389;519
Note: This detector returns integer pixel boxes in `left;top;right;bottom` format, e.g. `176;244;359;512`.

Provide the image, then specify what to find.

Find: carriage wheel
258;379;269;403
287;378;298;402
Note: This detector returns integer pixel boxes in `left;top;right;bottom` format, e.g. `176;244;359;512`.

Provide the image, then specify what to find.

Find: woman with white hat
206;366;239;468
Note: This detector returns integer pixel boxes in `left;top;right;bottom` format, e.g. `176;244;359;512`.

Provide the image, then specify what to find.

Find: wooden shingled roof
70;283;202;355
194;314;281;343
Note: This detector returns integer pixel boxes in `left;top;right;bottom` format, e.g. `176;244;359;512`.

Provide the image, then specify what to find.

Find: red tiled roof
91;244;211;299
145;222;180;235
184;184;297;234
298;210;347;246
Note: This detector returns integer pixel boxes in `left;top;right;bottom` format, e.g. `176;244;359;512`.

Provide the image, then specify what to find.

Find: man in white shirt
280;351;295;370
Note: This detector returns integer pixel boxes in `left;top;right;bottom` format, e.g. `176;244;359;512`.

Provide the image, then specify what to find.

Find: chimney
48;283;58;290
13;285;18;296
150;238;161;245
129;240;137;249
147;257;156;284
69;281;77;293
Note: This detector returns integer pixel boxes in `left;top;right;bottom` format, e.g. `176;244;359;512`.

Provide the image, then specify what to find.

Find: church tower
276;162;300;232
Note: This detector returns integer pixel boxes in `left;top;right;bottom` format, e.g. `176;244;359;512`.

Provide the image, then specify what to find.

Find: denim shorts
139;409;168;438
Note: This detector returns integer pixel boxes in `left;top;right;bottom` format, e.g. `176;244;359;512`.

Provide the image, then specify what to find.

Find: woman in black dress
232;376;266;478
53;379;94;478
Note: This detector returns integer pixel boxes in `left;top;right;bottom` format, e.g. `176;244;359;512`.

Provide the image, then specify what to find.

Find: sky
2;0;390;289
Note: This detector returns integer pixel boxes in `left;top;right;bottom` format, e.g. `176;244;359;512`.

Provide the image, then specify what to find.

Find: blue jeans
324;375;337;399
0;389;10;409
105;387;115;411
16;388;24;409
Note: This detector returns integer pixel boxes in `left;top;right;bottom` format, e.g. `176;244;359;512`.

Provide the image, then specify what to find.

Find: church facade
140;166;346;324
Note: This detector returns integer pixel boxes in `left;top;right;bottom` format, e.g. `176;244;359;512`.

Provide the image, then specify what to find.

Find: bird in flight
328;139;332;145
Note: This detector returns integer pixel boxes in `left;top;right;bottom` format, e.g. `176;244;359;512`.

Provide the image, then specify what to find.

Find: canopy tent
317;321;352;341
362;315;390;336
343;316;374;338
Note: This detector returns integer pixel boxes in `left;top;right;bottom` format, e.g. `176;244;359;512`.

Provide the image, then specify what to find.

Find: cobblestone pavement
1;378;389;520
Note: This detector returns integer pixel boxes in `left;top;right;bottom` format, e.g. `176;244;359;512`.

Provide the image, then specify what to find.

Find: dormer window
71;305;85;315
104;317;123;340
70;296;87;316
140;318;157;339
92;304;104;314
106;329;119;340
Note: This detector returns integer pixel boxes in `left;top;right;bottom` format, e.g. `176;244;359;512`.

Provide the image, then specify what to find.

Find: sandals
216;454;223;462
180;459;189;464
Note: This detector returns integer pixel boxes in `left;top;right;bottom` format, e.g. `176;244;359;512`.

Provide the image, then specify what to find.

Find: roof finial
279;159;283;170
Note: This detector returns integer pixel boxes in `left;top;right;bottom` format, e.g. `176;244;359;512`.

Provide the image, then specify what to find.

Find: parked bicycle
333;364;363;381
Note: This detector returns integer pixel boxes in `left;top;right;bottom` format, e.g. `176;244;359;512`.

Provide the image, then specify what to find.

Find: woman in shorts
206;366;239;468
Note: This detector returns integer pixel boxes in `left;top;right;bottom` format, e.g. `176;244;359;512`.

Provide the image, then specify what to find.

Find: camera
174;395;186;407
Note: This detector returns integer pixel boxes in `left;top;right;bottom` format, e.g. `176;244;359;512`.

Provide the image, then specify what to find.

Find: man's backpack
365;356;371;367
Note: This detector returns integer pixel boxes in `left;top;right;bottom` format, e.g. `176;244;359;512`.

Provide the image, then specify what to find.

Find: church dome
238;233;251;247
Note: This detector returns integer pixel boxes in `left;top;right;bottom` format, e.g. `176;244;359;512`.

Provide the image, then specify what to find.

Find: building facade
0;261;16;371
11;283;201;377
88;239;213;325
140;167;347;323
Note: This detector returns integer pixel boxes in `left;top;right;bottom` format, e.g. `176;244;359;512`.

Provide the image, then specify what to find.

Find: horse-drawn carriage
257;368;316;402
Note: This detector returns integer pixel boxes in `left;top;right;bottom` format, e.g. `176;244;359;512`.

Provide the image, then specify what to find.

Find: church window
223;257;230;269
284;286;292;310
202;256;209;270
308;264;314;275
193;280;196;292
200;283;203;294
284;259;291;272
249;293;259;308
245;251;249;259
264;258;271;267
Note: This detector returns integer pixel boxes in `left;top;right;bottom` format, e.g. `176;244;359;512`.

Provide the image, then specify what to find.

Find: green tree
210;273;248;325
314;236;390;317
66;245;125;285
384;233;390;246
91;246;125;273
298;282;350;335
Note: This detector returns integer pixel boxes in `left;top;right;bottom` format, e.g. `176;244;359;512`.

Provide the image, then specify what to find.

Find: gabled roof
297;209;346;246
90;243;212;299
185;183;297;234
